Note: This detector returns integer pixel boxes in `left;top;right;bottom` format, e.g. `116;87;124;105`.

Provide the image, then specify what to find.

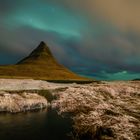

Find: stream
0;108;73;140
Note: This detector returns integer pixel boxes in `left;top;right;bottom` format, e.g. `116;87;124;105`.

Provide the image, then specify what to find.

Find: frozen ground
0;92;47;113
52;81;140;140
0;79;75;113
0;79;75;90
0;79;139;139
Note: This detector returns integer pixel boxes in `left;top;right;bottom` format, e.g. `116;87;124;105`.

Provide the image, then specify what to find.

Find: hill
0;41;88;80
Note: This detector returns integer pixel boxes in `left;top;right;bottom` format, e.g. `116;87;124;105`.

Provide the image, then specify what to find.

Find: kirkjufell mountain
0;41;86;80
17;41;57;65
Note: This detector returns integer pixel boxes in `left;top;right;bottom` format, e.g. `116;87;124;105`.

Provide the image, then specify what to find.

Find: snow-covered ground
0;92;47;113
0;79;51;113
0;79;75;113
0;79;74;90
52;81;140;140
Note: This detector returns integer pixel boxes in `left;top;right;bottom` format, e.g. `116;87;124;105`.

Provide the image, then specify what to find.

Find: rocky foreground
0;79;140;140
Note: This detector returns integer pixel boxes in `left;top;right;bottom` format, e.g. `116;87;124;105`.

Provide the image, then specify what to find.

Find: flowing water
0;108;73;140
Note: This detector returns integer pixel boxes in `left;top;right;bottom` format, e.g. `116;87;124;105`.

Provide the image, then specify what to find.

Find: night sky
0;0;140;80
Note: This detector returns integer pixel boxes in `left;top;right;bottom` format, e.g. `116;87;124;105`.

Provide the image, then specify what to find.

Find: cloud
48;0;140;32
1;0;140;32
86;0;140;31
56;30;140;77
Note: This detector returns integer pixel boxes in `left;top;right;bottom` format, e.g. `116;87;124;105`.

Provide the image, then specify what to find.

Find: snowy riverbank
0;92;48;113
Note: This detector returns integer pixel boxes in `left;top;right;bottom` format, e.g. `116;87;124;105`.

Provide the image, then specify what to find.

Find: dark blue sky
0;0;140;80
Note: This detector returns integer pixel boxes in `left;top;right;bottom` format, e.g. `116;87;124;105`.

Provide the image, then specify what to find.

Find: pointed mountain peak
30;41;52;56
40;41;46;46
37;41;48;50
17;41;54;64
